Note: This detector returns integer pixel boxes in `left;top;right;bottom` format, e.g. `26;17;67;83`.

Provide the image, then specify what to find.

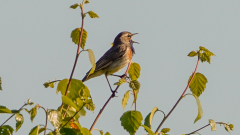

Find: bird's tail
82;71;90;82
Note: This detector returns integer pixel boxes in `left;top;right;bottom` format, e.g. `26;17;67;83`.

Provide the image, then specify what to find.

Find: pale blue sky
0;0;239;135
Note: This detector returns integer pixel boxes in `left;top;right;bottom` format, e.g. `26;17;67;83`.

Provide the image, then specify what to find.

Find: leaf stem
60;1;85;115
185;122;226;135
133;90;137;111
155;56;200;133
89;62;131;132
0;103;27;127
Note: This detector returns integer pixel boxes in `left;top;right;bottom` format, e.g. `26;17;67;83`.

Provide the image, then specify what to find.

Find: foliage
0;1;233;135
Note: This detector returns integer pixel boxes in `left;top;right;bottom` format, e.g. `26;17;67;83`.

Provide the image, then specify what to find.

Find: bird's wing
94;45;127;72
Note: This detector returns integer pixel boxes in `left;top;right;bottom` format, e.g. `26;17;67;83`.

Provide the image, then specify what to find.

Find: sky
0;0;239;135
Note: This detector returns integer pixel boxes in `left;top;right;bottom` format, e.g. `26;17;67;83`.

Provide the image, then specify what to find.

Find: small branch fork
155;55;200;133
60;1;85;115
185;122;227;135
89;62;131;132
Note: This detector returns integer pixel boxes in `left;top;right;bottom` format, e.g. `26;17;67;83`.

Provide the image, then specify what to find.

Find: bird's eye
127;34;131;37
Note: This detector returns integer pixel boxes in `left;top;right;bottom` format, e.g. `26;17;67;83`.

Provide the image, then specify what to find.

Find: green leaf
161;128;170;133
47;131;55;135
84;99;95;112
15;113;24;132
0;125;14;135
57;79;90;101
86;49;96;77
43;80;56;88
38;127;46;134
71;28;88;49
87;11;99;18
224;124;231;133
62;106;80;121
128;62;141;80
187;51;198;57
129;80;140;106
85;0;90;4
144;113;151;129
122;90;130;111
149;107;158;127
141;125;154;135
209;119;217;131
29;105;37;122
199;46;215;64
199;46;215;56
11;109;20;114
144;107;159;130
114;78;126;86
104;132;111;135
188;72;208;97
93;128;103;135
48;110;62;130
29;125;39;135
70;3;79;9
229;124;234;131
79;127;91;135
0;77;2;90
129;80;140;90
0;105;12;113
120;110;143;135
60;128;77;135
192;94;203;123
62;96;78;110
76;98;84;108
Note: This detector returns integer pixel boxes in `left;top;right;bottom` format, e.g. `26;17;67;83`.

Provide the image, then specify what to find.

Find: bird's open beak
131;33;139;44
132;33;138;35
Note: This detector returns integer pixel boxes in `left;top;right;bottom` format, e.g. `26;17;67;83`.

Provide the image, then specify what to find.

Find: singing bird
82;31;138;91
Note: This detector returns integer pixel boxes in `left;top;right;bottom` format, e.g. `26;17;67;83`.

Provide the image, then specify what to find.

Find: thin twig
155;55;200;133
185;122;226;135
61;104;85;128
60;1;85;115
0;103;27;127
89;62;131;132
38;105;48;135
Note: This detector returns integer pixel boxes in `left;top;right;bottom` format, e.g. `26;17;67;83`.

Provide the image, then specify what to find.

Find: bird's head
113;31;138;45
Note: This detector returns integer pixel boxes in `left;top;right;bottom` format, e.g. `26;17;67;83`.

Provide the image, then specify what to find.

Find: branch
0;103;27;127
60;1;85;115
185;122;226;135
155;55;200;133
89;62;132;132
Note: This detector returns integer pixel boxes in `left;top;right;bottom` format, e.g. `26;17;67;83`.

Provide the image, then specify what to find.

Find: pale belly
106;53;131;75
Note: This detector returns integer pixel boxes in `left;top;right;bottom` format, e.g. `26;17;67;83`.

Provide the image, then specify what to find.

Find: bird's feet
111;74;130;80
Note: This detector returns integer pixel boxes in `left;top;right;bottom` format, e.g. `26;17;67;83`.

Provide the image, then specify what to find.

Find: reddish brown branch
89;62;131;132
186;122;226;135
60;2;85;115
0;103;27;127
155;56;200;133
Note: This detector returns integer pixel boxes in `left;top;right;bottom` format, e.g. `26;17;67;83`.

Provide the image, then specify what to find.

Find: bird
82;31;138;91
